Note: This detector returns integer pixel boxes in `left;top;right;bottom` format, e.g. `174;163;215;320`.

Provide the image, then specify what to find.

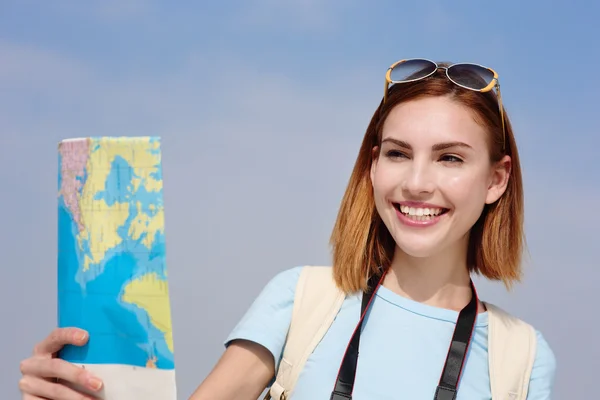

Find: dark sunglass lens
390;59;437;82
447;64;495;90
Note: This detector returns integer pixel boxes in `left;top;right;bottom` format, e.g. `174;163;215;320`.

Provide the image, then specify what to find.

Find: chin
394;240;443;258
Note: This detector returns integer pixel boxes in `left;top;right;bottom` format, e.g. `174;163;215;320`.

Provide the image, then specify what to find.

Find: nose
401;160;436;196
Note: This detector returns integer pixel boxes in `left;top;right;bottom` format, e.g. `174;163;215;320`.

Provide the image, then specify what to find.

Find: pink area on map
59;139;90;231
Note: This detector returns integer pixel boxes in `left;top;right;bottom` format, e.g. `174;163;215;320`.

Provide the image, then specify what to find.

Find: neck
383;241;483;312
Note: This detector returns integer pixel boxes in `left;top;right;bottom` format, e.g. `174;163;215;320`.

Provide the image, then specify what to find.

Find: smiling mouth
393;203;450;221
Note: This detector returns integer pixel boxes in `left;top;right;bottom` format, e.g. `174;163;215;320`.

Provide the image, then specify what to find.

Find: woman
19;59;556;399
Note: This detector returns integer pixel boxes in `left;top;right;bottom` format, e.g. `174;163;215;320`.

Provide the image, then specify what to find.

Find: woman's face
370;95;511;258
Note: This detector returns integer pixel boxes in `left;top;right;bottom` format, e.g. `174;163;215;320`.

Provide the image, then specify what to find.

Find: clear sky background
1;1;598;398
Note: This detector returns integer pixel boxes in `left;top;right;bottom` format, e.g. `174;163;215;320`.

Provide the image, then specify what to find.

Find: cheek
372;165;398;198
439;172;489;208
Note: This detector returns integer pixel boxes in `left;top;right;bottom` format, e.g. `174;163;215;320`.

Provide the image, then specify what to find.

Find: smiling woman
213;60;554;399
18;59;556;400
370;96;514;277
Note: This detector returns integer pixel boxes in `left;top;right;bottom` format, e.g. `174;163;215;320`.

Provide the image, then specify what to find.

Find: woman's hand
19;327;104;399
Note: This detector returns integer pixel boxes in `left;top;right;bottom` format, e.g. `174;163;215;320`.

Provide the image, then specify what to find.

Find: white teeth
399;205;444;216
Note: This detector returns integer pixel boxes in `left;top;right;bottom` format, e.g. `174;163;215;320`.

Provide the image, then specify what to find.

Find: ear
485;155;511;204
370;146;380;185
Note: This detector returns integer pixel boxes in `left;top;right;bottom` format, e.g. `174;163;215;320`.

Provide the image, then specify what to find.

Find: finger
22;393;46;400
33;328;88;357
19;375;100;400
21;394;60;400
20;358;103;393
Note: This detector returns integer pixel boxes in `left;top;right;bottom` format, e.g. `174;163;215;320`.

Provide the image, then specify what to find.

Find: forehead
381;96;488;147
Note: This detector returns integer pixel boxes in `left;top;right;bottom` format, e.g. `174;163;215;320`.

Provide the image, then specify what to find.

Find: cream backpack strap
485;302;537;400
265;266;345;400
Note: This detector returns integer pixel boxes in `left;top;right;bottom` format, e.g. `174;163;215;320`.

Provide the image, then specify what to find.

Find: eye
385;150;408;159
439;154;463;163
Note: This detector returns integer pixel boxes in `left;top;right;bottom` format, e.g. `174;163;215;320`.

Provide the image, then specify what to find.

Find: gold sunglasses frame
383;58;505;151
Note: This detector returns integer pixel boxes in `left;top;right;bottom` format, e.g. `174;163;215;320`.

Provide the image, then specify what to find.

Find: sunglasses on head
383;58;505;151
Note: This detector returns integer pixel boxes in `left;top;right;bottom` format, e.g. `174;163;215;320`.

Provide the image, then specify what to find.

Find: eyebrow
381;138;473;151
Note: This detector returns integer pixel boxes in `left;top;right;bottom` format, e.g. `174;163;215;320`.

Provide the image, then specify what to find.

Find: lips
391;203;450;226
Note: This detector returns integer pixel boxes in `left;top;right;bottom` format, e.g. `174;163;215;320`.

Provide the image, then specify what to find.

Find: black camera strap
330;269;479;400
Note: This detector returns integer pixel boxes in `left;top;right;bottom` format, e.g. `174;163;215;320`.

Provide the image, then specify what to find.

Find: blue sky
1;1;598;398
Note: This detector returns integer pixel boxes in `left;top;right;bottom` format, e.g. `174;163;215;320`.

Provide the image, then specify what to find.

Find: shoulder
258;265;305;298
527;329;557;399
224;266;305;369
261;265;336;296
230;266;305;327
485;302;556;398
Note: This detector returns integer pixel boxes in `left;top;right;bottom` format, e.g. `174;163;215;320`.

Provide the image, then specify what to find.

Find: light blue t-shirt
226;266;556;399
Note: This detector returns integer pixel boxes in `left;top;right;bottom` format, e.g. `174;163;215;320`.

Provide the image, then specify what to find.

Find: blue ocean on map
57;147;174;370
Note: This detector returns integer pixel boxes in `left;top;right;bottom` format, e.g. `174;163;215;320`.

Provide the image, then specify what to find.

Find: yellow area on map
129;201;165;250
129;139;162;193
77;138;162;270
122;272;174;353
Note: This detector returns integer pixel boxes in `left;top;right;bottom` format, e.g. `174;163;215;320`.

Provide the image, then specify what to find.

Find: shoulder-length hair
330;67;524;294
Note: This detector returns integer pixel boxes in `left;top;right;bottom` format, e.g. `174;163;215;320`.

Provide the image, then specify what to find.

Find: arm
526;330;557;399
190;267;303;400
189;340;274;400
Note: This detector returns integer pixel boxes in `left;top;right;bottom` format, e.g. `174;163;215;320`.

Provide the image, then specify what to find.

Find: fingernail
74;331;87;342
87;376;103;391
